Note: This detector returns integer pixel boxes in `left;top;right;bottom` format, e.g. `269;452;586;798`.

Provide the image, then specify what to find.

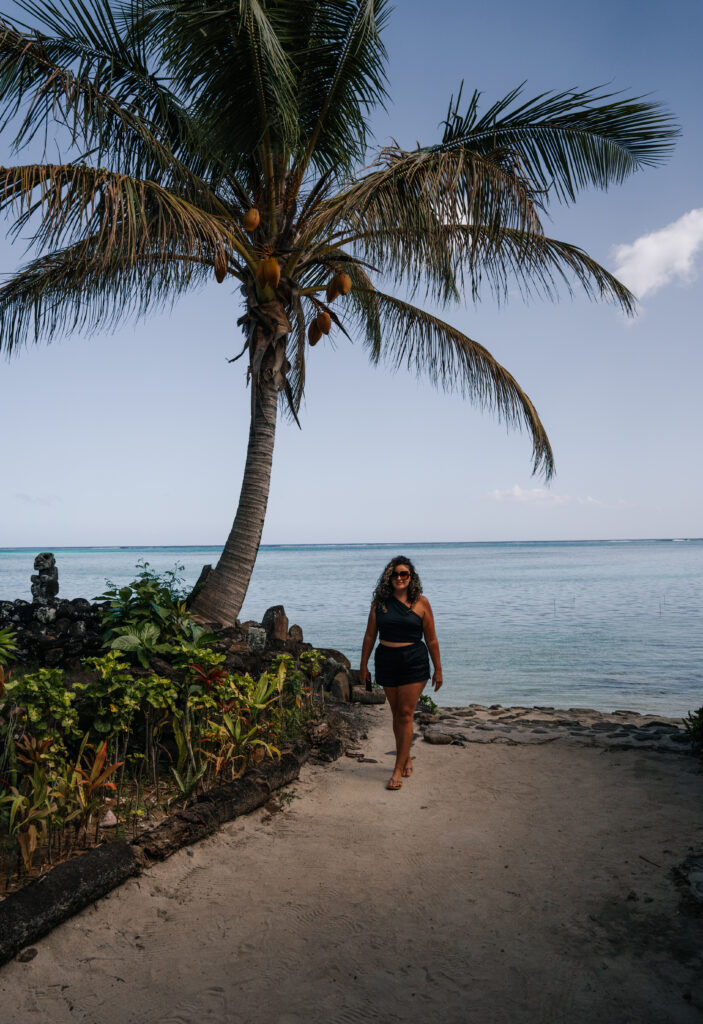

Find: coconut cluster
212;208;354;350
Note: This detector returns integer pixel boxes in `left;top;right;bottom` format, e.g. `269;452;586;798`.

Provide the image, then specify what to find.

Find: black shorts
374;641;430;687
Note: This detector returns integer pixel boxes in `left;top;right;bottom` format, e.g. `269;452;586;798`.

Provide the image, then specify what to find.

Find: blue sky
1;0;701;546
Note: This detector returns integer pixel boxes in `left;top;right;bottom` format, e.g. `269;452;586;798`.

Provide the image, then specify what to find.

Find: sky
1;0;702;546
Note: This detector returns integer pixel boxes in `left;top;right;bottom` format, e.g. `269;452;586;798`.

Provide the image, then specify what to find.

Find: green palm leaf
349;285;554;479
437;83;679;203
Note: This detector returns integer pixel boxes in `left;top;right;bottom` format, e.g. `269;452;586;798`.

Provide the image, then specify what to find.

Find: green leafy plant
169;761;207;806
108;621;173;669
97;562;221;668
97;561;188;630
418;693;438;715
684;707;703;760
4;667;79;741
0;627;18;668
0;774;55;874
76;653;140;737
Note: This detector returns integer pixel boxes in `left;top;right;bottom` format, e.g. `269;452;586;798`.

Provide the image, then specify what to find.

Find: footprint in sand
151;986;228;1023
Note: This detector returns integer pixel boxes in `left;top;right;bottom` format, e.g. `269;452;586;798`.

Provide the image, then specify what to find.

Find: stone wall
0;554;105;667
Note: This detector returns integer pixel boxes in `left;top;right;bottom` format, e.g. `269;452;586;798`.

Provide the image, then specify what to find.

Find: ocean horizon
2;539;702;718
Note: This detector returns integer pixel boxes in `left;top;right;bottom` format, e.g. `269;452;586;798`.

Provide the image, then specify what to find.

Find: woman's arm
421;597;443;691
360;604;378;687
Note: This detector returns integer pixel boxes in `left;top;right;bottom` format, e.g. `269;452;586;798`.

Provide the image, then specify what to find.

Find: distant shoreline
2;537;702;553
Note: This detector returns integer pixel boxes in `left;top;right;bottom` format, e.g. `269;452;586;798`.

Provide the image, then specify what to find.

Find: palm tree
0;0;677;624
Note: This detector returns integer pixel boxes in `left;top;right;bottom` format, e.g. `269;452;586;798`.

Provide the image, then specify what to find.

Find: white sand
1;704;702;1023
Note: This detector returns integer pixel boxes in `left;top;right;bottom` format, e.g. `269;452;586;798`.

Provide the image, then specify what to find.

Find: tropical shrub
0;636;321;887
684;707;703;760
418;693;438;715
3;667;79;744
0;626;18;667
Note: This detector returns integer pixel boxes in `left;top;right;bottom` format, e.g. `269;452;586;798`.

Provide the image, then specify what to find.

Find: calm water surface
2;541;702;716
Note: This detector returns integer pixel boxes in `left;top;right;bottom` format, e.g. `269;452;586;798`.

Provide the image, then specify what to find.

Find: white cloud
612;208;703;299
488;485;571;508
15;493;61;506
488;486;628;509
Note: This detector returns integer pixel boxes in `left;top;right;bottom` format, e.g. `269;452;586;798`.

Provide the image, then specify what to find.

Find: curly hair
372;555;423;612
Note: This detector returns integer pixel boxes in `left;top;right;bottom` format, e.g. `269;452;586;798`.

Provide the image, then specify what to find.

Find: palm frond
349;285;554;479
137;0;299;171
0;14;217;186
313;225;635;312
295;143;544;301
0;162;246;268
279;292;306;422
438;83;679;203
291;0;391;178
0;236;210;353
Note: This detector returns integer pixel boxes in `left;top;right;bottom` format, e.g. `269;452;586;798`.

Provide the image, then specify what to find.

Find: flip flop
386;777;403;791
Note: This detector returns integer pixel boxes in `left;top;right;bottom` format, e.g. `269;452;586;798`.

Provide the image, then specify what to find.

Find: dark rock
34;605;56;625
350;686;386;704
262;605;289;645
329;670;351;702
11;601;33;624
217;625;244;643
423;727;453;745
288;624;303;643
246;626;267;653
316;647;351;670
314;736;345;762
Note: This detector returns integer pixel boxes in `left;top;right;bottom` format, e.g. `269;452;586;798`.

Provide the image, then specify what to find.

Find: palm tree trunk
190;344;280;625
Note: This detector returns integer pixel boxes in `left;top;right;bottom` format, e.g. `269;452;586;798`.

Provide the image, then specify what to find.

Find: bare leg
383;681;425;788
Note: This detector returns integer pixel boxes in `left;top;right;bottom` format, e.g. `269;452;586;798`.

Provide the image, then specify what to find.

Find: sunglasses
391;571;410;580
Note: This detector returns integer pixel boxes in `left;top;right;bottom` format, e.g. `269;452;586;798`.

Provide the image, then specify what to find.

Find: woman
360;556;443;790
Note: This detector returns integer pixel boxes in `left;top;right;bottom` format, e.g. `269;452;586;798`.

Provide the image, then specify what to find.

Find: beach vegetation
683;707;703;760
0;627;18;668
0;1;679;624
418;693;439;715
0;635;323;888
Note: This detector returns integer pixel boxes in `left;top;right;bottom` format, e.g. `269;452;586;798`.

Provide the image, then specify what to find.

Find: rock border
419;703;693;754
0;741;310;967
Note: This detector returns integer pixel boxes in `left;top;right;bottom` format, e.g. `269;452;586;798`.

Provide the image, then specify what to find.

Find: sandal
401;764;413;778
386;777;403;791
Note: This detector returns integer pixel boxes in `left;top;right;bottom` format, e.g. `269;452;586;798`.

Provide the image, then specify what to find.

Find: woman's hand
360;666;372;691
432;671;443;692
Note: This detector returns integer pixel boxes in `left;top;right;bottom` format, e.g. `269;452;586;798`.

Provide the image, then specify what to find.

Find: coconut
214;251;227;283
326;278;342;303
243;207;260;232
308;321;322;346
316;311;332;334
256;256;280;290
326;272;352;301
263;256;280;288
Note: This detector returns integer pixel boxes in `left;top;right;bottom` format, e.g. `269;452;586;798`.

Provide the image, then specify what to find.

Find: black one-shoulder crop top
376;595;424;643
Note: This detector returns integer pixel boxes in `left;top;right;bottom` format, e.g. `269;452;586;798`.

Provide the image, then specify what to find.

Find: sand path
1;705;702;1023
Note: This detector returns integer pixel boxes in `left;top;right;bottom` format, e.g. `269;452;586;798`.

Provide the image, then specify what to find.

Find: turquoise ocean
2;540;702;717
